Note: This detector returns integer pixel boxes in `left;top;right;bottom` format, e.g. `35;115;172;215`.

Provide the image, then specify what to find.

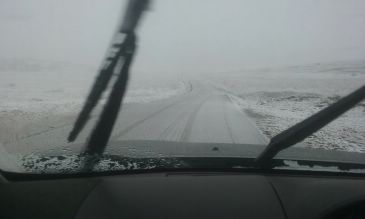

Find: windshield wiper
67;0;150;171
256;85;365;167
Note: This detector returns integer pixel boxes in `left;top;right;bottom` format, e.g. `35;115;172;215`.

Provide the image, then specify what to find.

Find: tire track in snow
112;90;196;139
179;96;210;142
223;96;236;144
158;111;188;141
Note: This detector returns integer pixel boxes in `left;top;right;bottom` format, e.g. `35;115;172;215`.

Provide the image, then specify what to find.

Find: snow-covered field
1;58;364;173
1;58;365;157
209;60;365;152
0;59;187;143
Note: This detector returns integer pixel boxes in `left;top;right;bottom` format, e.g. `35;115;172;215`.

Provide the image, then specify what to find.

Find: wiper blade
68;0;150;142
67;37;125;142
256;84;365;167
82;33;136;170
67;0;150;171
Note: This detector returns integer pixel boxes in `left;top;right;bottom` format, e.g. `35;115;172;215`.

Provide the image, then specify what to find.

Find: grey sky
1;0;365;74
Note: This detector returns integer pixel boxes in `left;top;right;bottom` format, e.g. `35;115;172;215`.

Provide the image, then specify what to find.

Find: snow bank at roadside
212;60;365;153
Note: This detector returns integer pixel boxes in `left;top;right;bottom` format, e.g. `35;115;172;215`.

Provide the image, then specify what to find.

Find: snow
0;59;187;113
209;60;365;153
0;58;188;144
1;58;365;173
19;153;182;173
124;85;187;104
0;143;23;172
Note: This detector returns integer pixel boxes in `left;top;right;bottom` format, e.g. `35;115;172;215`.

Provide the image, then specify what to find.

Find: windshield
1;0;365;174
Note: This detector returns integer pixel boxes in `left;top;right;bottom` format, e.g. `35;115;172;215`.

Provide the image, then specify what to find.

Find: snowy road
3;81;267;155
113;81;267;144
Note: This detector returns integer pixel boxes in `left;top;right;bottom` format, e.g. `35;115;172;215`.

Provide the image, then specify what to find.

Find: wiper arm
256;84;365;167
67;0;150;171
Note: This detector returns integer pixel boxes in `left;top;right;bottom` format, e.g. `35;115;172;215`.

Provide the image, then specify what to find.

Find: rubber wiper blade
67;39;126;142
66;0;149;171
256;84;365;167
67;0;150;143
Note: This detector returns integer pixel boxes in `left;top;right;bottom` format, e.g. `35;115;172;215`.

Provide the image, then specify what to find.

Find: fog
1;0;365;74
1;0;365;170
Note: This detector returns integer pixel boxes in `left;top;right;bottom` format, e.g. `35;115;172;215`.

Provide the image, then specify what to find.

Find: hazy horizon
1;0;365;74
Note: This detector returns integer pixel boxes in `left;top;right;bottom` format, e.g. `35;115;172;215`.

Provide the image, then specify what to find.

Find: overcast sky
1;0;365;74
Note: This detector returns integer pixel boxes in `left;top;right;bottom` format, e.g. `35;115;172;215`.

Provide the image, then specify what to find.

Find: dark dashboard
1;171;365;219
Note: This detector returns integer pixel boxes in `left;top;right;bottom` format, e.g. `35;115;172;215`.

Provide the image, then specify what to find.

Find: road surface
3;81;267;155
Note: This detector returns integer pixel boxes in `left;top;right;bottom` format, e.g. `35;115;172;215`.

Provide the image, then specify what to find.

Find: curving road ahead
3;81;267;155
